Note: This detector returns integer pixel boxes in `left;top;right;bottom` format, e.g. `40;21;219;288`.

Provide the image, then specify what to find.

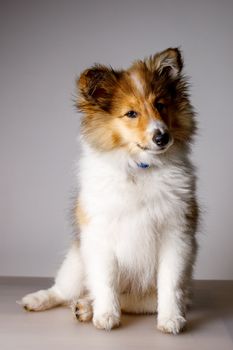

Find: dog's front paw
93;312;120;330
157;315;186;334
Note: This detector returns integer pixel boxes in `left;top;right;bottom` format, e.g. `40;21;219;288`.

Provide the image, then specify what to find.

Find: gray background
1;0;233;279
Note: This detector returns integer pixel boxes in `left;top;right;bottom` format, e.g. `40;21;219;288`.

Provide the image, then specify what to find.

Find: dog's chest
80;154;189;288
83;165;178;225
80;150;188;230
107;172;169;290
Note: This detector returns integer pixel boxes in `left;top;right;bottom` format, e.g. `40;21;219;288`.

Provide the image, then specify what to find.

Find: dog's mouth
136;143;168;153
136;143;150;151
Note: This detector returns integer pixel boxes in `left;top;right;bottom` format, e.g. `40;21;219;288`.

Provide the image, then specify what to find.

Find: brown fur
75;201;90;227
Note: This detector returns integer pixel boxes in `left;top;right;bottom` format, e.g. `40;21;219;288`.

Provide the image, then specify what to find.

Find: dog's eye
155;102;165;113
125;110;138;118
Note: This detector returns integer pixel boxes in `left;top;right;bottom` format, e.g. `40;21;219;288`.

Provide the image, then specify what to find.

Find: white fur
22;140;195;334
130;72;145;95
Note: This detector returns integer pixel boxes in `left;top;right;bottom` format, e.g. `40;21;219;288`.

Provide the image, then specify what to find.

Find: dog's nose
152;130;170;147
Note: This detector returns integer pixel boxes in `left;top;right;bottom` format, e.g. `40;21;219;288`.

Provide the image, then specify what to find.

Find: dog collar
136;162;150;169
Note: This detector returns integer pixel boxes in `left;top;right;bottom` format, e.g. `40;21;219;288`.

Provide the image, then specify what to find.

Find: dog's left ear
147;48;183;78
77;65;121;112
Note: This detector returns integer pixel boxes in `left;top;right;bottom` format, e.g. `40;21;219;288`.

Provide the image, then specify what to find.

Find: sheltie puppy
21;48;198;334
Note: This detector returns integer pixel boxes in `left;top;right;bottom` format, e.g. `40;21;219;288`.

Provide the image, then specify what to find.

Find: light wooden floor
0;278;233;350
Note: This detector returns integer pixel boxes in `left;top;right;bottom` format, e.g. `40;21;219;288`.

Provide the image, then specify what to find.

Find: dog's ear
147;48;183;78
77;65;120;112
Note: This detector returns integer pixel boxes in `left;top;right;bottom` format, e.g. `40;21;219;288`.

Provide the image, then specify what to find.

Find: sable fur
21;48;199;335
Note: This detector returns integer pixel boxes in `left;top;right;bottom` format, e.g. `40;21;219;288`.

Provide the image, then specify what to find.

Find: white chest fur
78;144;193;292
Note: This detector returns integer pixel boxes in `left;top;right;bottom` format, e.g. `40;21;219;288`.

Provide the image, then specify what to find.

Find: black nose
153;130;170;147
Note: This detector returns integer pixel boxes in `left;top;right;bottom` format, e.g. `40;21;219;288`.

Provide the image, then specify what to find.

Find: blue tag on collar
137;162;150;169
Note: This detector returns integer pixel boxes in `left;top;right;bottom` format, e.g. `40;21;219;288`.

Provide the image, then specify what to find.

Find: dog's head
76;48;196;159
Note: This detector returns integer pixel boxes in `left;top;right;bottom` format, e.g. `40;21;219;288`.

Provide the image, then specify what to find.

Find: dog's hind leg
72;296;93;322
21;240;84;311
21;286;64;311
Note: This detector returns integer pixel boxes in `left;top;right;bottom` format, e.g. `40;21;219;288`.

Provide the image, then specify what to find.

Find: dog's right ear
77;65;121;112
146;48;183;79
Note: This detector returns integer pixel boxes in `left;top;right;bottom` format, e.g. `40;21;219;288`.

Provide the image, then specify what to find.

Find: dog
21;48;198;334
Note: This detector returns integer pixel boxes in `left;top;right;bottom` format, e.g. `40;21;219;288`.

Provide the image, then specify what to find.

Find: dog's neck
79;140;189;176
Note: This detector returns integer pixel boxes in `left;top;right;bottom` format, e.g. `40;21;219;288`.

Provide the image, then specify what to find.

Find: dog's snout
152;130;170;147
